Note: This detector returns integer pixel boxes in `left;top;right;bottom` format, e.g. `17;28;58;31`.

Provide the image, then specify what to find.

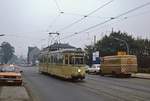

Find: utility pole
93;35;96;52
0;34;5;63
111;27;114;33
94;35;96;45
92;35;96;66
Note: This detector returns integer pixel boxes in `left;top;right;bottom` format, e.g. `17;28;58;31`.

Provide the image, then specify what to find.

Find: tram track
31;70;150;101
88;75;150;87
86;75;150;94
68;81;124;101
66;75;150;101
83;75;150;100
74;81;147;101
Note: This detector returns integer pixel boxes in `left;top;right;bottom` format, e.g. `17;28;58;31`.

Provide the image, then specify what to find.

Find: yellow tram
38;48;86;80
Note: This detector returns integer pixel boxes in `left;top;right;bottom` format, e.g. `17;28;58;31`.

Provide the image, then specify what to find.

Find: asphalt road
22;66;150;101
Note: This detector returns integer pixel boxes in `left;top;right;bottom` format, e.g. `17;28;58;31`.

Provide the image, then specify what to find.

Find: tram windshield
74;57;84;64
69;56;84;65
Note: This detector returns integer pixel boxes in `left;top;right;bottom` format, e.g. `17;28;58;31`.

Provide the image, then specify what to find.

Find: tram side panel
39;50;86;80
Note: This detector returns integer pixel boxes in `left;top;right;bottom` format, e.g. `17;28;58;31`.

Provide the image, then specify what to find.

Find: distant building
27;47;40;65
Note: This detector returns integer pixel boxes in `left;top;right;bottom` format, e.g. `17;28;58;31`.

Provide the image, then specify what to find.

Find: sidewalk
132;73;150;79
0;86;30;101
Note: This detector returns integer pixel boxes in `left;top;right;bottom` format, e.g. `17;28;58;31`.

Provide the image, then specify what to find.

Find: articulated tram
38;48;86;80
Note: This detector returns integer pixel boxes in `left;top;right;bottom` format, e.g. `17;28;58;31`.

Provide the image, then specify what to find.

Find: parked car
0;64;22;86
86;64;100;74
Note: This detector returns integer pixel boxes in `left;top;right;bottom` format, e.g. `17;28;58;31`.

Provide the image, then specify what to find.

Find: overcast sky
0;0;150;57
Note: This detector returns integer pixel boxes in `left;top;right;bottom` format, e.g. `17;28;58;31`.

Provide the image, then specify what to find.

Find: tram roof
40;48;84;55
42;43;76;51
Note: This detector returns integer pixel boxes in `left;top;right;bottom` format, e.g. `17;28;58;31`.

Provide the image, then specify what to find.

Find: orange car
0;65;22;86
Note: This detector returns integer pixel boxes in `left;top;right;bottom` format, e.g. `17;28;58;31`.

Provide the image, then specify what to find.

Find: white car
86;64;100;74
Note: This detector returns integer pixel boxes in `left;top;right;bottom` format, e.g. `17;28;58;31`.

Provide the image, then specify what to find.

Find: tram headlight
78;69;81;73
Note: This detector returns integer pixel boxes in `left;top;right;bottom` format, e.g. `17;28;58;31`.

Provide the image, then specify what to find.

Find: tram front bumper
71;73;85;79
71;75;85;79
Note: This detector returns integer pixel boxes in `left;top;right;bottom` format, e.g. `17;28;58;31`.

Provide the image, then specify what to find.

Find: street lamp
113;37;129;55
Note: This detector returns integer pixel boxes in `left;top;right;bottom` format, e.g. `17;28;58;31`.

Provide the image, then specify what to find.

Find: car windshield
0;66;15;72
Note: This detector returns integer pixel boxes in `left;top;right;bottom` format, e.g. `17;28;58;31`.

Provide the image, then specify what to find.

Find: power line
58;0;114;32
86;0;114;17
78;1;150;33
53;0;62;13
86;9;150;34
60;1;150;40
48;13;62;31
124;9;150;19
47;0;64;32
61;12;115;19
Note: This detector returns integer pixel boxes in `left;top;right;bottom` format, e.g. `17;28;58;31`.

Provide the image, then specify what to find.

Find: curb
132;74;150;79
0;86;30;101
132;76;150;79
23;80;41;101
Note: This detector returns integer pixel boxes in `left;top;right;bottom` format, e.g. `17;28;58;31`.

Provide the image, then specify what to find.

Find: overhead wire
5;34;46;42
124;9;150;19
79;8;150;35
78;1;150;34
53;0;62;13
48;13;62;31
47;0;64;32
61;12;116;19
60;1;150;40
58;0;114;32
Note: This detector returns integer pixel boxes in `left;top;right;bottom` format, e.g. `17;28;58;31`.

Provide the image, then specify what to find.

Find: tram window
53;56;55;64
42;57;44;63
57;59;63;64
51;56;53;63
54;57;57;63
56;54;63;64
48;57;51;63
74;58;83;64
65;58;68;64
39;58;43;63
64;57;68;64
50;57;51;63
69;56;73;64
69;56;84;65
41;58;43;63
70;58;74;64
44;57;46;63
43;57;45;63
44;57;48;63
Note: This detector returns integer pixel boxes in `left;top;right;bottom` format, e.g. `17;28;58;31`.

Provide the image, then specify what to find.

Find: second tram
100;55;138;77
